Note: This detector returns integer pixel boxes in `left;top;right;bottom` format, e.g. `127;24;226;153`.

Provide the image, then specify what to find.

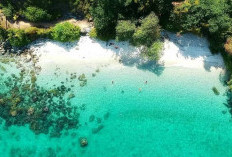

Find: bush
23;7;51;22
116;20;136;41
145;41;163;61
0;27;7;41
51;22;81;42
89;28;97;38
7;29;31;47
36;28;52;38
25;27;51;40
133;12;160;46
2;4;14;18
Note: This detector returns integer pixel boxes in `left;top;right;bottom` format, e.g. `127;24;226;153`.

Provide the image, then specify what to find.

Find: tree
170;0;232;52
51;22;81;42
23;7;51;22
91;0;119;39
1;0;71;20
2;3;15;18
7;29;31;47
70;0;93;19
146;41;163;61
116;20;135;41
133;12;160;46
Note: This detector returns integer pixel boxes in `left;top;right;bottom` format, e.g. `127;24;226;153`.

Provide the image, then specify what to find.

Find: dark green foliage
23;7;51;22
116;20;136;41
0;0;71;21
0;26;7;41
51;22;81;42
7;29;31;47
2;3;14;18
133;12;160;46
118;0;173;21
170;0;232;52
90;0;119;39
70;0;93;19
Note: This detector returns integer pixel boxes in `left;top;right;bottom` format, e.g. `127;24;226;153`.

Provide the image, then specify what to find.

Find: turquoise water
0;56;231;157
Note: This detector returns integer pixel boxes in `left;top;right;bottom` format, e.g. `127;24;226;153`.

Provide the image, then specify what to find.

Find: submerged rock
89;115;95;122
212;87;220;95
92;124;104;134
104;112;110;120
79;137;88;147
68;93;75;99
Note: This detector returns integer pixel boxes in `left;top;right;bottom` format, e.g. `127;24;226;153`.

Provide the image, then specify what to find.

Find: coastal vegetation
116;20;136;42
7;29;31;47
51;22;81;42
23;6;52;22
0;22;80;47
89;28;97;39
146;41;163;61
0;26;7;41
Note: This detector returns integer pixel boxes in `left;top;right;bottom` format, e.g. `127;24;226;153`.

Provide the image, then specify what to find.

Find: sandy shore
29;32;225;74
160;32;224;70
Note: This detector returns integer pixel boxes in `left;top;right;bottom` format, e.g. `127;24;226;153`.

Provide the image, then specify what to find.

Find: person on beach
112;80;114;84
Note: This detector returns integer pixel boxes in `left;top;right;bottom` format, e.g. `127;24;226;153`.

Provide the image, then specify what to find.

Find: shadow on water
164;32;224;72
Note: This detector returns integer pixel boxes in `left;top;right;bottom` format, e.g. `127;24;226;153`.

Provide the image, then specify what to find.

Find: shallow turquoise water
0;56;231;157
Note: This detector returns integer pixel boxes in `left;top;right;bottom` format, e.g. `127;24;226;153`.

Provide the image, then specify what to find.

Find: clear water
0;36;232;157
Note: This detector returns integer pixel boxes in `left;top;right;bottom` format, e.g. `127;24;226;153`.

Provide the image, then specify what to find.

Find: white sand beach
160;32;225;70
29;32;225;74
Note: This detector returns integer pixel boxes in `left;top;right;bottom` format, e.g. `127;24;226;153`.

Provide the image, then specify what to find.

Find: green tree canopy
7;29;31;47
51;22;81;42
133;12;160;46
116;20;136;41
146;41;163;61
90;0;119;39
23;7;51;22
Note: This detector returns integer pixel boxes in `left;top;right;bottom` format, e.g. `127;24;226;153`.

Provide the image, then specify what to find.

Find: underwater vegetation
0;68;79;137
0;55;108;140
212;87;220;95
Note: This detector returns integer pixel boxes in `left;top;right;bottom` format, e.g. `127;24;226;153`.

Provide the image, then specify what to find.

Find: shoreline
160;32;225;71
30;33;226;73
0;32;226;74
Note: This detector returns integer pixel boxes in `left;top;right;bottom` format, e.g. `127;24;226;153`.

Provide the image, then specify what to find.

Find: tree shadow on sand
164;32;224;72
29;38;165;76
97;39;165;76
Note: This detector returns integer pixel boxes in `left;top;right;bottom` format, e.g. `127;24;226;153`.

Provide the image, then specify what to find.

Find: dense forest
0;0;232;72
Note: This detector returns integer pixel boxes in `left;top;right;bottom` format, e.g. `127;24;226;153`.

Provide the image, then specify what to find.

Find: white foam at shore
29;32;225;72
